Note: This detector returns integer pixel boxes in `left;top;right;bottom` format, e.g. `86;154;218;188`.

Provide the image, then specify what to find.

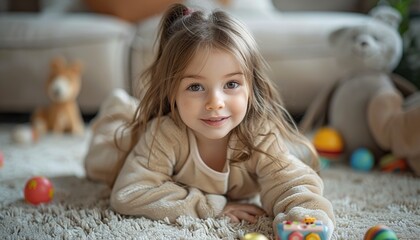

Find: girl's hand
222;202;266;223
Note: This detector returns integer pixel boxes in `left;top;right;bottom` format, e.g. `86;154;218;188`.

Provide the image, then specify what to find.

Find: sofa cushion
0;13;133;47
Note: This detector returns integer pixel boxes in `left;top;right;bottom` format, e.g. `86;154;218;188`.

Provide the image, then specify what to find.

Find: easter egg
242;232;269;240
313;127;344;161
350;148;374;171
24;176;54;205
364;225;398;240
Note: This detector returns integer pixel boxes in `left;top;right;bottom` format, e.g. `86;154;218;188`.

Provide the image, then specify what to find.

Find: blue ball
350;148;374;171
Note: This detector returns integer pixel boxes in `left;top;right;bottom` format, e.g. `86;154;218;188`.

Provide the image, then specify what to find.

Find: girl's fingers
225;213;240;223
222;203;267;223
231;210;257;223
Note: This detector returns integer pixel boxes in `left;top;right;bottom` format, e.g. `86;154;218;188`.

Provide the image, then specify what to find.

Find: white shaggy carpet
0;124;419;240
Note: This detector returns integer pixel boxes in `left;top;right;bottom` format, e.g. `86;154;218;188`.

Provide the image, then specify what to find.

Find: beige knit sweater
84;90;335;238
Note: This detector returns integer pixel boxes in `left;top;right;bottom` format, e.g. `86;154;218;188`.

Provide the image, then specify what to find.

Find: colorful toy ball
313;127;344;161
24;176;54;205
241;232;269;240
379;154;408;173
350;148;374;171
364;225;398;240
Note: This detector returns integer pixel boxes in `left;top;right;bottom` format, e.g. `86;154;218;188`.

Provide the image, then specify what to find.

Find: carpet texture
0;125;419;240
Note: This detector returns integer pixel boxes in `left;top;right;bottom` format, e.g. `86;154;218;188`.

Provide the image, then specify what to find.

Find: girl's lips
201;117;230;127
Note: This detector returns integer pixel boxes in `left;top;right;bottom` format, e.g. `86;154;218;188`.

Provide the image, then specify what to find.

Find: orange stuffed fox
31;57;84;139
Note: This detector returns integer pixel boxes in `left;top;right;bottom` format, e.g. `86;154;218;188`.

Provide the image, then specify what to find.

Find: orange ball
313;127;344;160
379;154;409;172
24;176;54;205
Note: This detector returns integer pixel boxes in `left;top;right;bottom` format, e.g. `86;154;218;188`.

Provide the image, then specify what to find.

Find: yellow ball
242;232;269;240
313;127;344;160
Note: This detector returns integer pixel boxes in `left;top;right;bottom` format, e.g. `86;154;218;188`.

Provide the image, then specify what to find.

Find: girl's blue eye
225;81;239;89
187;84;204;92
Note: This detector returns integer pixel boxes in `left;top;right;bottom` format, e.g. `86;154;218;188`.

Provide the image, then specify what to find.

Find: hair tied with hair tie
183;7;194;16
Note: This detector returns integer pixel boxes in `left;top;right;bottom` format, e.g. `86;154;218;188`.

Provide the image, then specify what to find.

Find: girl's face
175;48;249;142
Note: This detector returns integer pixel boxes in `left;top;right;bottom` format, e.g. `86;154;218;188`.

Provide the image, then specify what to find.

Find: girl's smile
201;116;231;127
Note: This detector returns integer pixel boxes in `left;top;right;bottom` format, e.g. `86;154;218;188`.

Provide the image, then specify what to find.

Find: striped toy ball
364;225;398;240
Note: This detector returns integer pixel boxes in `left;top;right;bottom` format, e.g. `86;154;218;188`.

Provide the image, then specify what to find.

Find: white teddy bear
300;6;420;175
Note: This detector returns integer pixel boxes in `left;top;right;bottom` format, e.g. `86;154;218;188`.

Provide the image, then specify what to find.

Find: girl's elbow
110;190;129;215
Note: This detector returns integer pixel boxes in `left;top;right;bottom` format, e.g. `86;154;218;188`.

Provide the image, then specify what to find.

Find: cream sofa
0;2;135;114
0;0;374;117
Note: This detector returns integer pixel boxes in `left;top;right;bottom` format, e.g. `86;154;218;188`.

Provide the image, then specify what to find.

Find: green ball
320;157;331;169
365;225;399;240
373;230;398;240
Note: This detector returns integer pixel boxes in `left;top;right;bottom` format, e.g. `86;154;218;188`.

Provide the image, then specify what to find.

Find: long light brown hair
120;3;319;171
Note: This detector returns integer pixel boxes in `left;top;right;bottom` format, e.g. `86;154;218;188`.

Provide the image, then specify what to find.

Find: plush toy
31;57;84;139
299;6;420;176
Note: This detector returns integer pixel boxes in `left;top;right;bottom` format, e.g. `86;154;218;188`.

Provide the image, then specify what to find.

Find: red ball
24;176;54;205
0;150;4;168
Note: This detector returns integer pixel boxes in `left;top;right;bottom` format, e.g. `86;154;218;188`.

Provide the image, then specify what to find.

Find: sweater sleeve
249;138;335;238
110;117;227;221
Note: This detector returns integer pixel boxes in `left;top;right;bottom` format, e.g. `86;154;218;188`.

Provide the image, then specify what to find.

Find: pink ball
0;150;4;168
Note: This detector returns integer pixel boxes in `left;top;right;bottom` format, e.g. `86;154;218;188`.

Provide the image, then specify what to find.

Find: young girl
84;3;335;238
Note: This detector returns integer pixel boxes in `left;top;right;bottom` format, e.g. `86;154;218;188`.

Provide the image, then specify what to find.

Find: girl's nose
206;91;225;110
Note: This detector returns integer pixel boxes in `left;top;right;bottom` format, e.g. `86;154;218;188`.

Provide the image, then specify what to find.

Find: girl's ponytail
155;4;190;60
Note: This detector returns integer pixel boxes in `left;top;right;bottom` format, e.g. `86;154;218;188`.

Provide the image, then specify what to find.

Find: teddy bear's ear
51;57;66;72
70;60;83;74
328;27;349;46
369;5;401;29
